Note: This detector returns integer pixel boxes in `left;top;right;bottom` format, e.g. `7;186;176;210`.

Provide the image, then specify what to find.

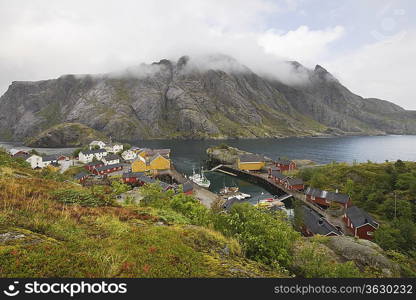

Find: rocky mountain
0;54;415;146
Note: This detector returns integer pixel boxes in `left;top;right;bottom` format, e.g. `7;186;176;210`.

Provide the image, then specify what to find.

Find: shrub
52;188;114;207
111;180;131;195
213;202;299;266
170;193;211;226
140;183;174;208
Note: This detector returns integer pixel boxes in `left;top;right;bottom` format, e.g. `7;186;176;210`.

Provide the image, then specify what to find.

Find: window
367;231;374;236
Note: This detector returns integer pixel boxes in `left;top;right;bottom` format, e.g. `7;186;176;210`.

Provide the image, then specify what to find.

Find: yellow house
149;154;170;170
237;154;265;171
137;149;150;159
131;156;147;172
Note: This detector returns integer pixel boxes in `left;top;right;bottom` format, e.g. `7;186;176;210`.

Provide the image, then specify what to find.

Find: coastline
0;131;405;148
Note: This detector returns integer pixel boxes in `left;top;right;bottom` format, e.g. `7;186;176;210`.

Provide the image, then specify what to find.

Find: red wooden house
74;172;89;183
182;181;194;195
283;177;304;191
301;206;342;237
305;187;351;209
343;206;378;240
269;170;287;185
84;161;105;172
57;155;70;161
275;159;296;172
122;172;145;184
93;163;123;175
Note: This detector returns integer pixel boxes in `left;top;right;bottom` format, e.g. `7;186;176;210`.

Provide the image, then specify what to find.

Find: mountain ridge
0;55;415;146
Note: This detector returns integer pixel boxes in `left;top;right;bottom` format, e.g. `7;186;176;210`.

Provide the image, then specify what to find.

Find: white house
79;149;108;163
9;148;30;156
121;150;137;161
41;155;59;167
105;144;124;154
102;154;120;165
89;141;106;150
25;155;43;169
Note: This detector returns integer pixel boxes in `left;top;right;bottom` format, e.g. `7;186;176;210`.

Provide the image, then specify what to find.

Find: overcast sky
0;0;415;109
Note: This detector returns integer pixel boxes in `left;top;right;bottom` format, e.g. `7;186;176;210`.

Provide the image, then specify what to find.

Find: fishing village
6;140;379;241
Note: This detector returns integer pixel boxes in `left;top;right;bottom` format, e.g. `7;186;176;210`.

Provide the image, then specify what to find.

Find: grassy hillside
0;149;407;277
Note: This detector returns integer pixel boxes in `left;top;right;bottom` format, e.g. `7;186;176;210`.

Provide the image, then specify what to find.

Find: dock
156;166;220;208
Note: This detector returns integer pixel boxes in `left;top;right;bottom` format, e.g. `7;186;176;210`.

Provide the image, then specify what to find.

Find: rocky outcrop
206;145;252;165
1;54;415;145
25;122;108;147
325;236;401;277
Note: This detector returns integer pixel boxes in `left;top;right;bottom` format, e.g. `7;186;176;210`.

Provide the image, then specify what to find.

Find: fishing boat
189;167;210;188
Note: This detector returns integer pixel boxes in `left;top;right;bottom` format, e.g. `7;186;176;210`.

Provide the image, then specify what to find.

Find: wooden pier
156;166;220;208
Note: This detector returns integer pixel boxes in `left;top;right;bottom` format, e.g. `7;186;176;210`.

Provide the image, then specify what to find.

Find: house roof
9;148;29;156
271;170;287;180
223;197;239;211
95;163;124;172
42;155;59;162
104;154;120;161
122;172;145;178
302;206;342;236
326;191;349;204
346;206;378;228
239;154;264;163
276;159;293;165
74;172;89;180
138;175;156;184
182;181;193;193
158;181;173;190
285;177;304;186
82;149;107;155
14;153;31;159
305;187;349;204
147;149;171;156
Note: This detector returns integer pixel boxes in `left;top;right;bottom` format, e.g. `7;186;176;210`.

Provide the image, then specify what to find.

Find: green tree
309;173;328;190
374;225;400;250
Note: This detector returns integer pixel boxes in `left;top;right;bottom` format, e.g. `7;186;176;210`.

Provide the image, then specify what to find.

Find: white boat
227;192;251;200
189;167;211;188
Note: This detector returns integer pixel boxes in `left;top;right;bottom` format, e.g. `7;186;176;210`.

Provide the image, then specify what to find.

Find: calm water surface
2;135;416;202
